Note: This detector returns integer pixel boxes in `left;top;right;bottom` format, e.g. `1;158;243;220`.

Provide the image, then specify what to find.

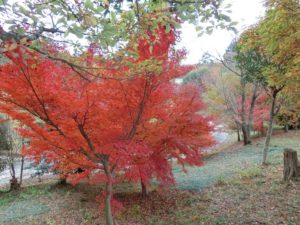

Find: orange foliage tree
0;25;214;224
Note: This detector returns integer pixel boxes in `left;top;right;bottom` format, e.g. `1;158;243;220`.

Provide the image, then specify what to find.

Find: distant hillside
182;63;224;85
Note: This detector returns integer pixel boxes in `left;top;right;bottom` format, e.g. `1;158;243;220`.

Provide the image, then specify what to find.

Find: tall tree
204;42;267;145
240;0;300;164
202;63;268;143
233;46;266;145
0;25;214;225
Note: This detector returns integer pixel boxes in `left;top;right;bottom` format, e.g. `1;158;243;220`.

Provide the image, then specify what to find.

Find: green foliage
0;0;235;56
82;210;93;221
234;44;267;85
182;66;209;85
239;0;300;91
238;167;262;179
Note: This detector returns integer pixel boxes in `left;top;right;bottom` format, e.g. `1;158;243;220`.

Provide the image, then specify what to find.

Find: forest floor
0;131;299;225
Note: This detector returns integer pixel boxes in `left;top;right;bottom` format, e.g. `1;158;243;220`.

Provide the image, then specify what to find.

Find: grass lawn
0;131;299;225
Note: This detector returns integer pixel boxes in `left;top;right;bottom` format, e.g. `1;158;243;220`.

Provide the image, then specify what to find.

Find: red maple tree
0;25;214;224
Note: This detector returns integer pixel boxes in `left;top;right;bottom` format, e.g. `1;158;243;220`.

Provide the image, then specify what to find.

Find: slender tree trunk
261;121;265;137
9;162;20;191
240;80;251;145
262;117;274;165
105;179;114;225
284;123;289;133
234;122;241;142
103;159;114;225
141;180;148;197
262;90;280;165
246;124;251;141
19;155;24;185
247;82;258;141
283;114;289;132
10;161;16;178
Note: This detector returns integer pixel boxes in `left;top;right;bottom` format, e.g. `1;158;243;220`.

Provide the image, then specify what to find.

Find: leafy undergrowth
0;131;299;225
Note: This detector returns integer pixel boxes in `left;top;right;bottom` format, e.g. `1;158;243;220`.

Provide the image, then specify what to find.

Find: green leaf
219;14;231;22
195;26;203;32
84;0;93;10
111;11;116;22
96;6;104;13
30;40;41;49
165;23;171;33
70;25;84;38
57;17;66;25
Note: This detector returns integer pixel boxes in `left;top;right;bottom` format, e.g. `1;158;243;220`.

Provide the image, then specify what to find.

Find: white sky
179;0;266;64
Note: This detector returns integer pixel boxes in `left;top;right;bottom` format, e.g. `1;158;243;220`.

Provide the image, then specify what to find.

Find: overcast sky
179;0;266;64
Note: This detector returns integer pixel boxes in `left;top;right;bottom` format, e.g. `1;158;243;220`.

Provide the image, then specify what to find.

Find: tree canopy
0;24;214;224
0;0;235;61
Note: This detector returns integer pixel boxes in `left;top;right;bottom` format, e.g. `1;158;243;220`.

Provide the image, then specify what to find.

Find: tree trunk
247;82;258;140
10;161;16;178
105;179;114;225
284;123;289;133
246;124;251;141
240;80;251;145
9;177;20;191
58;176;67;185
261;121;266;137
9;162;20;191
141;180;148;197
262;110;275;164
19;155;24;185
241;124;251;145
103;159;114;225
237;128;241;142
283;148;299;181
262;89;280;165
